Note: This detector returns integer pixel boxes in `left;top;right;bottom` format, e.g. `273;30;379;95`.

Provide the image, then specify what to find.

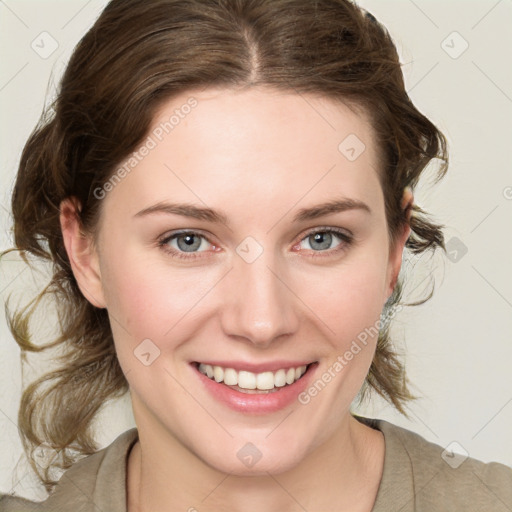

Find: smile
191;360;318;413
196;363;309;392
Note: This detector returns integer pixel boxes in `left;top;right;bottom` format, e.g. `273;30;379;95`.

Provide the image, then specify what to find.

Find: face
64;87;407;475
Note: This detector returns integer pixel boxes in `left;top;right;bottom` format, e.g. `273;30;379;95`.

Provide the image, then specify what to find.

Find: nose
219;247;299;349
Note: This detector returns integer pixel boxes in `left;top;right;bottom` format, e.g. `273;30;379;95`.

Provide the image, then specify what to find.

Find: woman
1;0;511;511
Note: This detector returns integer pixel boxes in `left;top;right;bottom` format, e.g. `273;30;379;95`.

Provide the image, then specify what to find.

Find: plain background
1;0;511;501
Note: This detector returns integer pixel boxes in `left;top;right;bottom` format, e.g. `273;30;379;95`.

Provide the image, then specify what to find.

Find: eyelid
296;225;353;241
157;229;218;259
157;226;353;259
292;226;353;255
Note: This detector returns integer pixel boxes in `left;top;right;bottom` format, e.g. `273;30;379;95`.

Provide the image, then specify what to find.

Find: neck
127;414;384;512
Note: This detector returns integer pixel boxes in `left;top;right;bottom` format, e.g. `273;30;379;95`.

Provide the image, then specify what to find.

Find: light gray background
1;0;511;500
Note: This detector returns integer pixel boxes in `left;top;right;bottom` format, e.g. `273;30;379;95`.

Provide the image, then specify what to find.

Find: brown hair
2;0;447;493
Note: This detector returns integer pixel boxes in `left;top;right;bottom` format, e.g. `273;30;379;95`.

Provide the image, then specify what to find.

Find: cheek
300;255;389;341
99;229;390;356
99;243;220;342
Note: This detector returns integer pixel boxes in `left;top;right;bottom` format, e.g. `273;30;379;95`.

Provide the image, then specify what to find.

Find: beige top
1;415;511;511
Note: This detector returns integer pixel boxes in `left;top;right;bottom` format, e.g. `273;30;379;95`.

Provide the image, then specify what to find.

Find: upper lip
192;360;316;373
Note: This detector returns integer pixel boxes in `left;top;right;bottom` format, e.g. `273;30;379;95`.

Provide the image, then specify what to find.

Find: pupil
311;232;331;250
177;233;201;252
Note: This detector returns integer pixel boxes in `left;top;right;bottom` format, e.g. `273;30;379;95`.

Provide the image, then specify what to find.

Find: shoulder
0;428;139;512
355;415;512;512
1;493;41;511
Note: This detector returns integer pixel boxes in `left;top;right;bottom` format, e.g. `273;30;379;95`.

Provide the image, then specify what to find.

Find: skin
60;86;413;512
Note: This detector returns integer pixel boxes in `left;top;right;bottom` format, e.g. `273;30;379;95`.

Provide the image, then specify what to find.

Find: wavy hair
2;0;448;493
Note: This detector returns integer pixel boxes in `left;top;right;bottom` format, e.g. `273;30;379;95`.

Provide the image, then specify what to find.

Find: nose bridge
220;238;298;347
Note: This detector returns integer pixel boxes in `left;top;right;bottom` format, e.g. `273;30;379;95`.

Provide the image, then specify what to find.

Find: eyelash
157;227;353;261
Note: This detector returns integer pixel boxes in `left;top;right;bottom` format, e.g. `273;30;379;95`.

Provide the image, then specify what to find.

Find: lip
190;361;319;414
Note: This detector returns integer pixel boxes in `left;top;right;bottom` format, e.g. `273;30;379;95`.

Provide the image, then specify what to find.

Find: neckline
94;416;414;512
352;414;415;511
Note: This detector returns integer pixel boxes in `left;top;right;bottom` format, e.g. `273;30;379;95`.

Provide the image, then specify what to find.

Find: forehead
150;86;377;168
100;86;384;227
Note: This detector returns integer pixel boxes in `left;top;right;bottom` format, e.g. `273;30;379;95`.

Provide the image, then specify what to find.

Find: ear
385;188;413;300
59;197;106;308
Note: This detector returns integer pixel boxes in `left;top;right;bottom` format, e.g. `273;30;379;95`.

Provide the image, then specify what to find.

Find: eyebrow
133;197;371;225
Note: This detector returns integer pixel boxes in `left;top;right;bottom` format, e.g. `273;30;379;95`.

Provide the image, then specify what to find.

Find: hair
2;0;448;494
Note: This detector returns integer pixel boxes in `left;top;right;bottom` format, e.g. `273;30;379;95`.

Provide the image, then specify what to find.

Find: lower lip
192;363;318;414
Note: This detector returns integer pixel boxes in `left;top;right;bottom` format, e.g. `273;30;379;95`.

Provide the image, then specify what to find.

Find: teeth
197;363;309;390
223;368;237;386
256;371;274;390
213;366;224;383
239;370;256;389
274;369;286;387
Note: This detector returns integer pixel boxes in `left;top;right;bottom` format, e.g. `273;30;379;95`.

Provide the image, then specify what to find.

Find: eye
157;231;216;260
157;227;353;261
295;227;353;257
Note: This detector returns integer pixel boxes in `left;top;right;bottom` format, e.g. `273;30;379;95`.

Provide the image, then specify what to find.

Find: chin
191;431;311;477
207;451;304;477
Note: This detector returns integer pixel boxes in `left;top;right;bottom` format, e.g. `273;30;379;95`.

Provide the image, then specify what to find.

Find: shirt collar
353;415;416;512
43;427;139;512
44;418;415;512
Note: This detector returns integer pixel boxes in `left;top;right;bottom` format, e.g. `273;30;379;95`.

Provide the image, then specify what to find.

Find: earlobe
59;197;106;309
